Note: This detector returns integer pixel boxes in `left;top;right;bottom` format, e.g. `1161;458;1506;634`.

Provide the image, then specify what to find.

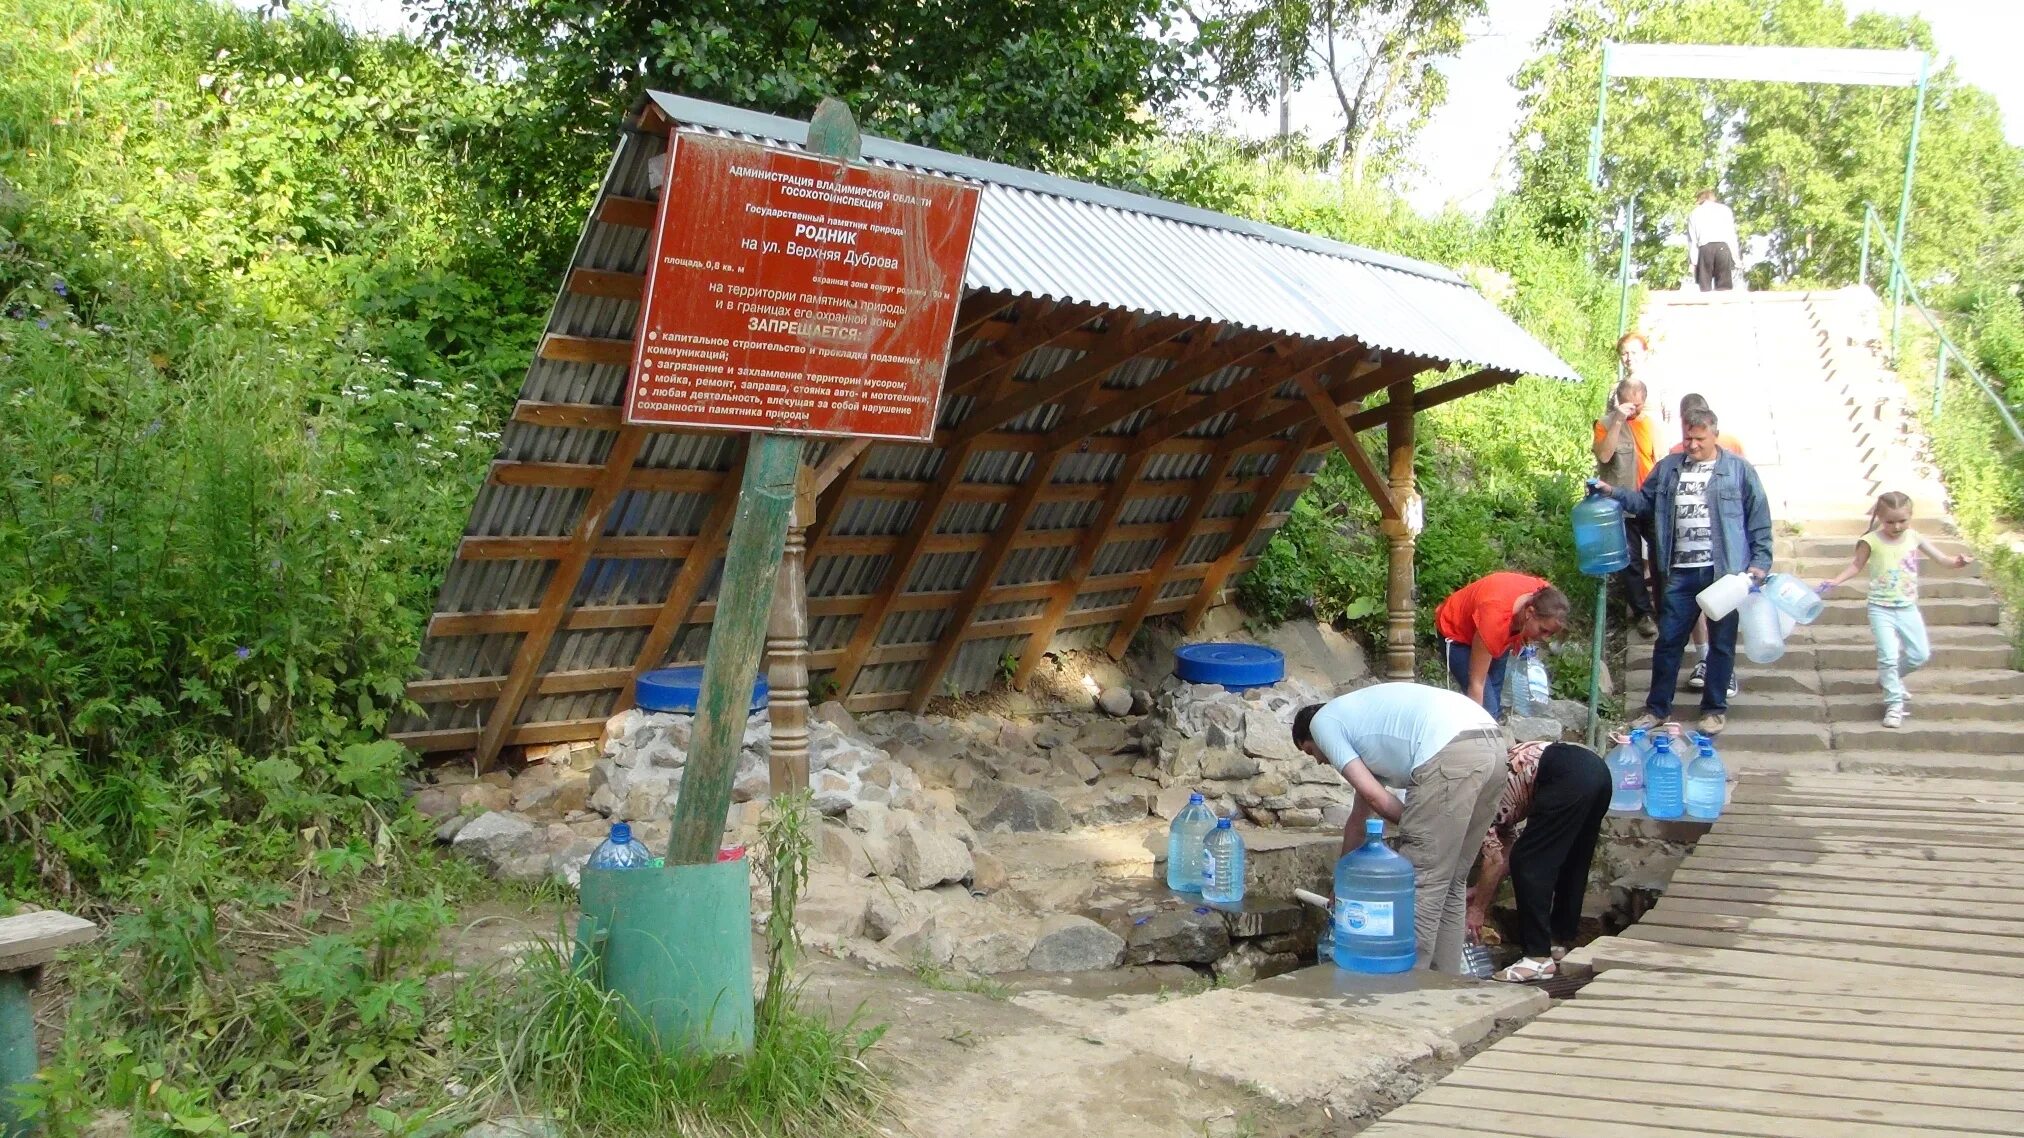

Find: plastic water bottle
1572;483;1632;576
1201;818;1246;905
1644;733;1684;820
1607;731;1646;813
1507;646;1549;716
1315;916;1334;964
1524;647;1550;708
1686;736;1728;821
1165;794;1217;892
1761;572;1825;624
1330;818;1417;973
586;822;654;870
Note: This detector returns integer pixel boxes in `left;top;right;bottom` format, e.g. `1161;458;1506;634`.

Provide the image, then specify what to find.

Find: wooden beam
1331;369;1517;436
1297;371;1400;522
617;437;750;712
1041;334;1278;452
488;460;719;493
1103;446;1243;658
537;333;633;368
1182;424;1324;631
940;302;1096;399
1219;356;1426;451
512;401;625;430
950;316;1195;445
1132;342;1365;451
565;268;645;302
1384;380;1418;680
597;195;657;229
457;534;696;560
395;716;619;755
472;426;648;770
810;437;874;496
951;292;1016;341
1010;445;1158;689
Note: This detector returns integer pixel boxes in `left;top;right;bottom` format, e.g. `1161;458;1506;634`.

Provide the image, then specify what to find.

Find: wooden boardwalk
1361;771;2024;1137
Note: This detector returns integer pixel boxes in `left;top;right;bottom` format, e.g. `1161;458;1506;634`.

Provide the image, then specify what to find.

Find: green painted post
1586;583;1608;752
1890;56;1930;359
1587;42;1614;187
0;971;36;1138
665;97;860;866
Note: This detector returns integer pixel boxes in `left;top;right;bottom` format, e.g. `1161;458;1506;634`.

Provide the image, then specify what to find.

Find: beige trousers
1397;729;1509;972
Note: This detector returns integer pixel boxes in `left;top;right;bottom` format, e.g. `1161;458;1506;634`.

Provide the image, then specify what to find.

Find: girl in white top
1817;492;1972;728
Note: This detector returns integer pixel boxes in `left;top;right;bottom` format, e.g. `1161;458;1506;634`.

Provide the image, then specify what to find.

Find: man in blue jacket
1599;407;1773;735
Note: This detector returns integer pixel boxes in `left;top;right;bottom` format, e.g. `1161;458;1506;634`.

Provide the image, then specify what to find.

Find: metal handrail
1858;203;2024;448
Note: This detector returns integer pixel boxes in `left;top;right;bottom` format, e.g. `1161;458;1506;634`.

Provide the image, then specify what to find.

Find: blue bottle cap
610;822;632;844
1188;793;1205;804
1365;818;1384;836
1214;817;1232;829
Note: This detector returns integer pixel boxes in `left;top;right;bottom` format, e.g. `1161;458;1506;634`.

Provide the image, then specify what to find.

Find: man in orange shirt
1436;572;1570;718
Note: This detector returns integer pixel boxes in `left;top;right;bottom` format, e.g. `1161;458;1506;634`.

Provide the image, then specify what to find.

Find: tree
1195;0;1485;185
1512;0;2024;287
409;0;1201;171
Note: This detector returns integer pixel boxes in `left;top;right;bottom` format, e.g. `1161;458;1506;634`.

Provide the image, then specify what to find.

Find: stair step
1813;598;1999;627
1816;668;2024;696
1777;535;1971;558
1813;749;2024;780
1699;721;1834;753
1786;516;1957;539
1833;718;2024;753
1722;693;2024;723
1779;557;1986;582
1630;639;2017;674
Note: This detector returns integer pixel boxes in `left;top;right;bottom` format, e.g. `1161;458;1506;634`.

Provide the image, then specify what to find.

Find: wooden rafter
1040;335;1277;452
940;302;1098;399
951;291;1016;341
1006;444;1157;690
949;316;1194;445
472;426;648;770
1218;356;1424;451
1102;446;1242;658
1182;424;1325;630
1297;371;1400;522
1130;342;1364;451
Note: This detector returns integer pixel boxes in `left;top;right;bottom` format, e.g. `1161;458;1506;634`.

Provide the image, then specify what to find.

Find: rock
450;812;542;874
1063;777;1156;827
460;782;513;815
1212;943;1300;986
1153;786;1199;821
996;722;1035;751
1033;723;1072;750
891;821;973;890
545;836;602;889
464;1118;562;1138
602;709;646;753
1242;709;1298;762
1027;915;1126;971
811;700;859;734
1292;761;1341;785
616;766;681;821
861;891;927;942
968;782;1072;834
1125;907;1232;965
1054;746;1102;785
1075;719;1133;756
1241;804;1277;826
810;769;857;815
845;799;889;834
1322;803;1353;832
1131;689;1154;715
946;912;1037;974
1247;772;1290;799
1546;699;1591;735
1097;686;1134;716
433;816;469;843
410;786;459;822
1278;807;1324;828
1508;715;1562;744
816;822;873;878
968;850;1010;894
1201;750;1261;781
732;753;771;803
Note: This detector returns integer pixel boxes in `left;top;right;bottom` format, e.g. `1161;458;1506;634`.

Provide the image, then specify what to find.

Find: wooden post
667;97;862;864
1383;380;1418;681
0;911;97;1138
766;466;816;793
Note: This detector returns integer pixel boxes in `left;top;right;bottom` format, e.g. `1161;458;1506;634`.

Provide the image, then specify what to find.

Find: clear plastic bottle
1201;818;1246;905
1506;646;1549;717
1165;794;1217;892
1643;733;1684;820
1330;818;1416;973
1685;735;1728;821
585;821;654;870
1607;730;1646;813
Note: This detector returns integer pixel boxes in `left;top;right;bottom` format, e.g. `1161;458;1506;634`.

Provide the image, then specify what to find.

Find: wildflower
51;278;67;297
144;419;162;436
235;646;252;660
328;510;341;522
35;319;48;330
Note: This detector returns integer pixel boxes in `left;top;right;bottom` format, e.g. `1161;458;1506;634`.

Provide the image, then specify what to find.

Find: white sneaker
1882;707;1905;729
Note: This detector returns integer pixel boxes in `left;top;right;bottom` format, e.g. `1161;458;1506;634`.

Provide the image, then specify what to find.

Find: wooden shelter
392;95;1578;768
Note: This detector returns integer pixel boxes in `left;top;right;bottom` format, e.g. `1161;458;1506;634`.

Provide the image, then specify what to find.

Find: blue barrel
1173;643;1285;690
635;666;770;714
1572;485;1631;577
1331;819;1416;973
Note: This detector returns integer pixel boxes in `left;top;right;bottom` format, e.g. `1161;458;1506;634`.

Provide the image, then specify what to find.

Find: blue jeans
1869;604;1931;709
1648;565;1737;717
1445;639;1510;718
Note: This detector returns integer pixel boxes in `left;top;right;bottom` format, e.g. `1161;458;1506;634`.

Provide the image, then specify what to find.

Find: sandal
1490;957;1558;983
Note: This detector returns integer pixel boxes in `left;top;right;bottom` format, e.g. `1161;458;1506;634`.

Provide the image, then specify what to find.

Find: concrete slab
1252;964;1551;1047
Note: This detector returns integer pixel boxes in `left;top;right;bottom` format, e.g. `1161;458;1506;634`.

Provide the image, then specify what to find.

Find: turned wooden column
1382;380;1419;680
765;464;816;795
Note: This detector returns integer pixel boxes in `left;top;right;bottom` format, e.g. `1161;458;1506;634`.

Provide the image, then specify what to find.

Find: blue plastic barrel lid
1172;643;1286;689
634;666;771;714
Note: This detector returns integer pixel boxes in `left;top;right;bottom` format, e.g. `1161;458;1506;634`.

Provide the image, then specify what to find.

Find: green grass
907;955;1012;1001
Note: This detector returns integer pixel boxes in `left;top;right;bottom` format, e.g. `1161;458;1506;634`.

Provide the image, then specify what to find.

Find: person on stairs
1597;407;1774;735
1817;491;1973;728
1464;741;1613;984
1687;189;1741;292
1435;573;1569;718
1592;374;1660;639
1293;684;1509;974
1669;393;1748;700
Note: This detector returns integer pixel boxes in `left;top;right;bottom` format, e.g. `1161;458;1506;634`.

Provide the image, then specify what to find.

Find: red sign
624;133;981;441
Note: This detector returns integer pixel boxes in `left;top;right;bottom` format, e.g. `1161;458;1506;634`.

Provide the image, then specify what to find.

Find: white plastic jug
1738;592;1787;664
1696;573;1754;621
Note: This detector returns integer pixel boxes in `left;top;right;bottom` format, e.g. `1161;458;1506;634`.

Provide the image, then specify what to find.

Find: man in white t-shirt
1686;190;1741;292
1292;683;1508;973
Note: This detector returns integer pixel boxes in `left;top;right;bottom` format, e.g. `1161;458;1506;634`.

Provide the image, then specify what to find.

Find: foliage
1196;0;1485;183
1514;0;2024;286
410;0;1203;173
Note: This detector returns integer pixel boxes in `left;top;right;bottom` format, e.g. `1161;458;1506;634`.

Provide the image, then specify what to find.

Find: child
1818;492;1972;728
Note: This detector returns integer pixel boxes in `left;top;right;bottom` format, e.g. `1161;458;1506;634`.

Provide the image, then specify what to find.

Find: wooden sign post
653;100;979;864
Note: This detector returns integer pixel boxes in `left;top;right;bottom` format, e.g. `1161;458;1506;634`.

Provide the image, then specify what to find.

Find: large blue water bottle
1607;730;1646;813
1165;794;1216;892
1644;733;1684;820
1685;735;1728;821
1202;818;1246;905
1573;482;1631;577
1331;819;1417;973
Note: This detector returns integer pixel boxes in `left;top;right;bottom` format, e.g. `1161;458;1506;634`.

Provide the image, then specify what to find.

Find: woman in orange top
1435;572;1570;718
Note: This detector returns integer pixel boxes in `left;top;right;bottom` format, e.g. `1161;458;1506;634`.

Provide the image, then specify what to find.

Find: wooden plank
1515;1018;2019;1074
1490;1037;2024;1113
596;195;657;229
1381;1101;1712;1138
1130;351;1370;451
1620;923;2024;976
1297;370;1397;519
1637;909;2024;958
1447;1062;2024;1134
565;267;644;302
1659;879;2024;919
1572;974;2023;1021
1667;866;2024;904
0;911;99;971
393;716;616;754
510;401;626;430
1674;855;2024;887
1039;336;1281;451
1217;356;1420;451
620;437;750;710
949;291;1014;341
1569;936;2024;1001
1101;448;1241;658
473;427;648;770
1705;816;2024;843
1008;447;1157;689
1492;1033;2022;1094
456;534;696;561
950;316;1193;444
1179;425;1321;631
1562;996;2024;1040
537;333;633;368
1654;894;2024;932
488;461;721;494
940;301;1097;398
1540;1002;2024;1054
1695;831;2024;862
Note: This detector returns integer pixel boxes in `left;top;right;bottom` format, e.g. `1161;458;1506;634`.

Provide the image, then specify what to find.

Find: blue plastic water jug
1573;484;1631;577
1761;572;1825;624
1330;819;1417;973
1685;735;1728;821
1165;794;1216;892
1202;818;1246;905
1607;732;1645;813
1644;733;1684;820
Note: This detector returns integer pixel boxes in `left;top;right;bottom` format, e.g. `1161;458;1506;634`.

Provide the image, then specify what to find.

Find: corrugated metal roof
648;92;1578;382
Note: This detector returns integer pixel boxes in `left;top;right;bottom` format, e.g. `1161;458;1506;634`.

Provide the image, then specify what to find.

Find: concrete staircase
1622;288;2024;780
